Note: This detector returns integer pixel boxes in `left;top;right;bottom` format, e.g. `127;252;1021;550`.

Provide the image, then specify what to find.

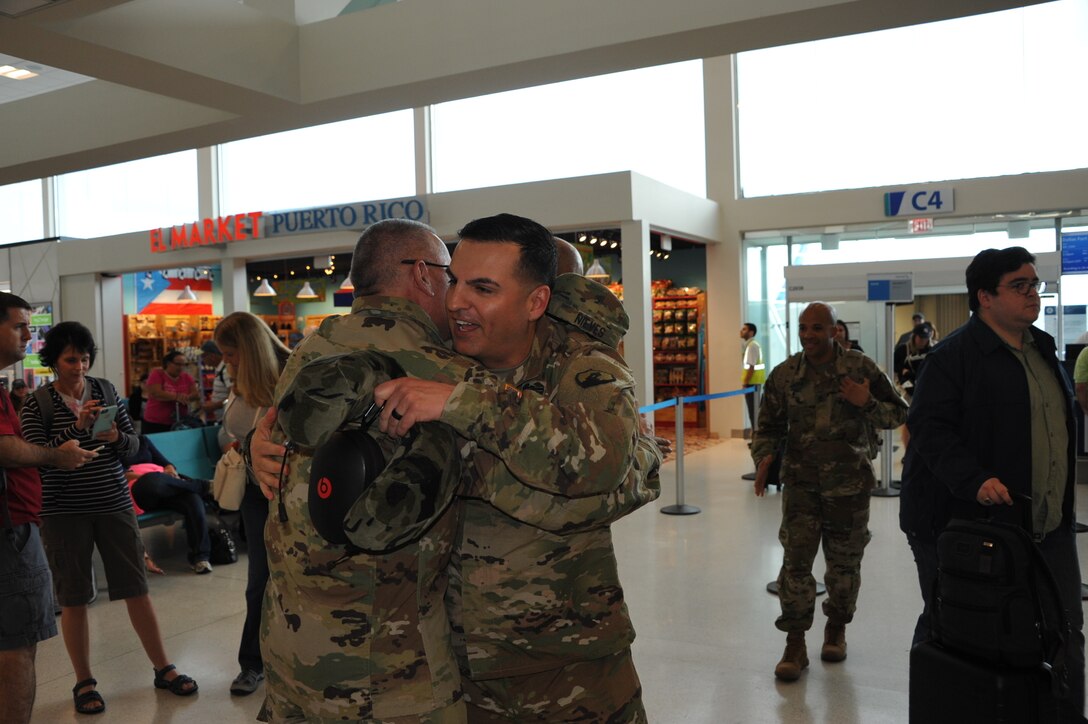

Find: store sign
150;212;263;253
883;186;954;217
149;197;428;253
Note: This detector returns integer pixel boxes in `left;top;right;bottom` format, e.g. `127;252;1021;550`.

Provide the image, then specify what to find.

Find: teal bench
139;425;222;528
144;426;222;481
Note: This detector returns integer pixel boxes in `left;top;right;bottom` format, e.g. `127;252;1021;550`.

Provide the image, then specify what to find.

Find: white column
220;257;250;314
414;106;433;197
620;219;653;410
703;55;744;439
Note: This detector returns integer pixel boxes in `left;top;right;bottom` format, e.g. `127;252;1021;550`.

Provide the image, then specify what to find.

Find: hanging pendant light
296;281;318;299
253;278;276;296
586;259;610;285
176;284;198;301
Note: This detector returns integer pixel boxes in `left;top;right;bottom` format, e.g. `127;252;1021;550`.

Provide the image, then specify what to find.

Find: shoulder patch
575;369;618;388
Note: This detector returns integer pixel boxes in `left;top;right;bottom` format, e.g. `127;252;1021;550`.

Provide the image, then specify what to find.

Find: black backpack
933;515;1069;692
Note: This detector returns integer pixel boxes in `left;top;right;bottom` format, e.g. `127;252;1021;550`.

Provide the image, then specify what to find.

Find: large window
432;61;706;197
0;179;44;245
736;0;1088;197
55;151;199;239
218;111;415;215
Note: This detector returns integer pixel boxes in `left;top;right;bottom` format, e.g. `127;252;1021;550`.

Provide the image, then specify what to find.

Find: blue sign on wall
1061;233;1088;275
883;186;955;217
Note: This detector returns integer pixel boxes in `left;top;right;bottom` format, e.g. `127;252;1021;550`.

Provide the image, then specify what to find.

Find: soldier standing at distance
752;302;907;682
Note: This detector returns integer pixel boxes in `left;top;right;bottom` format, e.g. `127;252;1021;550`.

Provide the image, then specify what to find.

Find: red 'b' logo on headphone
317;477;333;499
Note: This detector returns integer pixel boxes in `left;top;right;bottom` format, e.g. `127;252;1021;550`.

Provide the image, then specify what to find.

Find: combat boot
774;631;808;681
821;622;847;662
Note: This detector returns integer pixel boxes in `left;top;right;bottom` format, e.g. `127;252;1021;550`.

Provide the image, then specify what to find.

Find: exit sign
909;218;933;233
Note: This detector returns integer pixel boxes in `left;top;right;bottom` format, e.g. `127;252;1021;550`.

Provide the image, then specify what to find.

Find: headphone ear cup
308;430;387;545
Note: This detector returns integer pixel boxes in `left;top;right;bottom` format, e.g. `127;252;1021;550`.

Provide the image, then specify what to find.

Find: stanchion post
661;396;700;515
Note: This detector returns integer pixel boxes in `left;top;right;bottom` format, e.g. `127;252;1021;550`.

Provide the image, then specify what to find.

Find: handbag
212;447;247;512
208;524;238;565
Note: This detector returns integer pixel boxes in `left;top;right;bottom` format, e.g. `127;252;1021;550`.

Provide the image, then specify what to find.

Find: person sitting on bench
123;434;214;575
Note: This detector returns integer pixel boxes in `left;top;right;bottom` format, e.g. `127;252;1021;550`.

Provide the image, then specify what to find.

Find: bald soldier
751;302;907;682
555;237;584;276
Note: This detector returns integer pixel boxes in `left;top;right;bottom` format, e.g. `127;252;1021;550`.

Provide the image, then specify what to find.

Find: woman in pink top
141;350;201;433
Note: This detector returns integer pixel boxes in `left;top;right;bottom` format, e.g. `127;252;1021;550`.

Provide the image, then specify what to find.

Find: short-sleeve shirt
1074;346;1088;385
142;368;197;425
0;388;43;526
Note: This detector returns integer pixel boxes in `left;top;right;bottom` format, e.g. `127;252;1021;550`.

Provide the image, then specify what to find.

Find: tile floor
29;438;1088;722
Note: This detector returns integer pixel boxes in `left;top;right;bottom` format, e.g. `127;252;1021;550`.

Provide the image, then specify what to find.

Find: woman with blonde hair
213;312;290;697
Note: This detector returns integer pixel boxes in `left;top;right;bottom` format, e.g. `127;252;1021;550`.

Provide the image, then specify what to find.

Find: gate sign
867;272;913;303
1061;232;1088;275
883;186;954;217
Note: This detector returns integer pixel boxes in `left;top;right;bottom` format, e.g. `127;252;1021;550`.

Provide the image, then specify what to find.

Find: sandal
153;664;199;696
72;677;106;715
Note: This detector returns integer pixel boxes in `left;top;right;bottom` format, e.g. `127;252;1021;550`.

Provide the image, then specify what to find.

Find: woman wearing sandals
20;322;197;714
214;312;290;697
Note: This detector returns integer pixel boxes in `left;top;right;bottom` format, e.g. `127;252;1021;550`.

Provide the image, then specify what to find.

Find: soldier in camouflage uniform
250;218;660;722
257;218;474;723
751;302;907;682
372;214;661;722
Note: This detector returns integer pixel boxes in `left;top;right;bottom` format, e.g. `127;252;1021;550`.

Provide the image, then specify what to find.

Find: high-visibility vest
742;339;766;385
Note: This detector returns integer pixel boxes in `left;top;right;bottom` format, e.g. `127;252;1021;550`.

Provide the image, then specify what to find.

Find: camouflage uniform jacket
262;295;472;722
347;277;661;681
751;344;907;495
446;316;654;680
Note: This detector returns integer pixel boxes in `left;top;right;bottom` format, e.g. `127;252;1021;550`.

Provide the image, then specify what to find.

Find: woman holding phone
20;321;198;715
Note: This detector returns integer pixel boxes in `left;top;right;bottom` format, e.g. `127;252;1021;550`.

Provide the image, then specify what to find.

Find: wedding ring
391;409;403;421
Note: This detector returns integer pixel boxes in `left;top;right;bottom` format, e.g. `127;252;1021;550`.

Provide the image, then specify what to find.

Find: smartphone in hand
91;404;118;437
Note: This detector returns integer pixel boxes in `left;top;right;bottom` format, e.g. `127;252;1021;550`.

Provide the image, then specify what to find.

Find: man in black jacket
901;246;1084;721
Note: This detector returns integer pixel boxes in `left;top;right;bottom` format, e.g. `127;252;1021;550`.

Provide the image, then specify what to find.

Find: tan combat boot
821;622;847;662
774;631;809;681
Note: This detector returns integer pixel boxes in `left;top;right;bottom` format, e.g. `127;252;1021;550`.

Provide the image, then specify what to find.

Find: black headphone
307;403;387;545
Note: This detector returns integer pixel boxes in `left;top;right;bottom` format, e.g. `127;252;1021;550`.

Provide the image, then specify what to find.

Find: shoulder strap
89;377;117;408
32;385;52;433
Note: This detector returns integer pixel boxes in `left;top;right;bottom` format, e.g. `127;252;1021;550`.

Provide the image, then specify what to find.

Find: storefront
46;171;721;427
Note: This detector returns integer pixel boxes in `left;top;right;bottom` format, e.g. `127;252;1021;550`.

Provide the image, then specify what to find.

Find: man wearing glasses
901;246;1085;721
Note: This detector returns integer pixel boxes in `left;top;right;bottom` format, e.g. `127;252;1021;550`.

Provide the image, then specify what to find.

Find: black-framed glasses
998;279;1046;296
400;259;450;271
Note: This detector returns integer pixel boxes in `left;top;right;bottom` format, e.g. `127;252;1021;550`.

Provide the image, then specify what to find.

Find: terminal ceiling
0;0;1049;186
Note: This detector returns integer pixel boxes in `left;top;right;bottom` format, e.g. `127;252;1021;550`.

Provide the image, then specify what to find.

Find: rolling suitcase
910;640;1059;724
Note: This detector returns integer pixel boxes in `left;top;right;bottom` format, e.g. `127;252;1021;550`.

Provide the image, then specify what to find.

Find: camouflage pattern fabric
545;273;628;348
750;345;908;496
461;646;646;723
751;344;906;634
446;317;660;683
277;350;463;552
261;296;472;723
776;488;872;632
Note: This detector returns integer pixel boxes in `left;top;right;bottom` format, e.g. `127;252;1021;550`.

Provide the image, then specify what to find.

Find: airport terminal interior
3;0;1088;722
34;438;1086;724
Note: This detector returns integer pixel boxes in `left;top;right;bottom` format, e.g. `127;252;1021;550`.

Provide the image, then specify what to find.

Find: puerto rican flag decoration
136;271;213;315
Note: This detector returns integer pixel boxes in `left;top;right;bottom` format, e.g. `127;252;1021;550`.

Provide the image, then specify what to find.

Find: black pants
131;472;210;564
238;481;269;673
744;385;761;429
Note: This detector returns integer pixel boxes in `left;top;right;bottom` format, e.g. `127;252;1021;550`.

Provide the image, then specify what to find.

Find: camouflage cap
546;273;628;348
276;349;461;551
276;350;404;449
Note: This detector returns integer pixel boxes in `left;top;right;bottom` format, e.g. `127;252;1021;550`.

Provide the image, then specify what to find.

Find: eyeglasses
400;259;450;271
997;279;1046;296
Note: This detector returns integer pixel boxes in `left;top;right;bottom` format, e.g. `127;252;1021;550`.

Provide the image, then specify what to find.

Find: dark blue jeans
238;481;268;674
131;472;210;564
909;525;1085;722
